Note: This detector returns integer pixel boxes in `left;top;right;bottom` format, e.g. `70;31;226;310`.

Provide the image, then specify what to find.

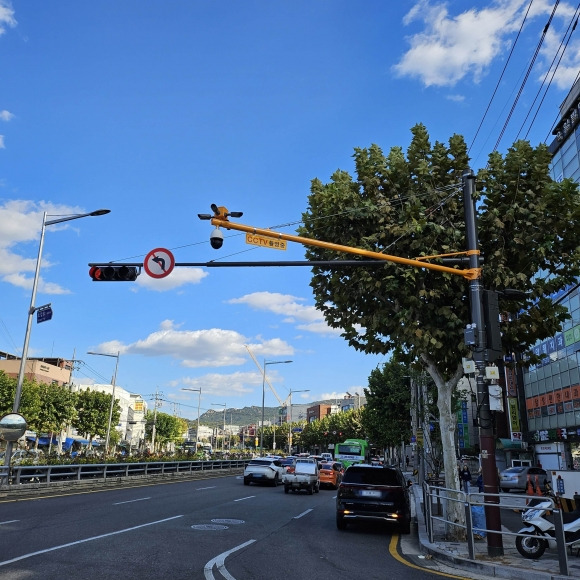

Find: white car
243;458;285;486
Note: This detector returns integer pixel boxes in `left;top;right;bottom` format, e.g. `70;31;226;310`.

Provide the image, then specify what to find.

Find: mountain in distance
187;400;340;427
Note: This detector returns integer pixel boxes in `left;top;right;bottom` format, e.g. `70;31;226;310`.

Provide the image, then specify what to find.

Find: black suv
336;464;411;533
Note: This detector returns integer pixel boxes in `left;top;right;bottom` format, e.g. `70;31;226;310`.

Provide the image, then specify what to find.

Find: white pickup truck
283;459;320;494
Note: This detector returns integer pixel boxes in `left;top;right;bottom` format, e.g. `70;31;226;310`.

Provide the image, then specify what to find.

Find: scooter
516;493;580;559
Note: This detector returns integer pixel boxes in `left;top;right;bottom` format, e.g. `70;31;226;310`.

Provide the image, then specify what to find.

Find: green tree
33;384;77;450
299;125;580;532
362;354;412;451
72;388;118;446
145;411;187;451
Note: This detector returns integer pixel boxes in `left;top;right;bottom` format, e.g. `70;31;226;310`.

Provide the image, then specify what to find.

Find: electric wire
518;6;580;141
492;0;561;152
468;0;535;156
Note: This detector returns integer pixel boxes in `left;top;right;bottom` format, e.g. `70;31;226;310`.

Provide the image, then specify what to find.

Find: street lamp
261;359;293;456
87;350;120;456
212;403;226;452
3;208;110;472
181;388;201;453
288;388;309;454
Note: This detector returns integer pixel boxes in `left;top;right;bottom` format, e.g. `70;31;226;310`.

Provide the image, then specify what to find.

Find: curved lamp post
3;209;110;474
87;350;120;456
288;388;309;454
260;359;292;456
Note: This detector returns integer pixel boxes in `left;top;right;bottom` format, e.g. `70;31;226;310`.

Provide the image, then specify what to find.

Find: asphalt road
0;474;480;580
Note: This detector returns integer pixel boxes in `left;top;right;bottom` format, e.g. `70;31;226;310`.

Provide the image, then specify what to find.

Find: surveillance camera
210;227;224;249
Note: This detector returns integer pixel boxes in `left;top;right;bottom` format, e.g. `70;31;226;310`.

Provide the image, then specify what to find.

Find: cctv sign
245;233;287;251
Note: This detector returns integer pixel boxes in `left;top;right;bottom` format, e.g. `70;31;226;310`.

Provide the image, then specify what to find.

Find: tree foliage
361;354;412;449
298;124;580;532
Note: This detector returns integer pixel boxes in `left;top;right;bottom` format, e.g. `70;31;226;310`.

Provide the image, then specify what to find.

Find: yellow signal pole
206;205;481;281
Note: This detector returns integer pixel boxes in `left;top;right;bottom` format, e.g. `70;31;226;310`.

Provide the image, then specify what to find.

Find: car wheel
500;487;509;493
399;514;411;535
272;474;279;487
244;478;250;486
336;515;347;530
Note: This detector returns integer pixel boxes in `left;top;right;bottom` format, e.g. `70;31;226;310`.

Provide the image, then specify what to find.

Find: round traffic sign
144;247;175;279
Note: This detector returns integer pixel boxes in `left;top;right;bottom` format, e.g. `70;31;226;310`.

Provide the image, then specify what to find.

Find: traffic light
89;265;139;281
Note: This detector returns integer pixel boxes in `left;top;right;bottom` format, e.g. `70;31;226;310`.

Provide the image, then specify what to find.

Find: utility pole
463;169;503;557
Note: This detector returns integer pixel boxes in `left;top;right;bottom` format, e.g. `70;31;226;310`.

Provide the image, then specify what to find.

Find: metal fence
0;459;249;489
422;482;577;577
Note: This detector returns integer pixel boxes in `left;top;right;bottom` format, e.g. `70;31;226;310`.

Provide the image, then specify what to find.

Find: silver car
499;466;548;492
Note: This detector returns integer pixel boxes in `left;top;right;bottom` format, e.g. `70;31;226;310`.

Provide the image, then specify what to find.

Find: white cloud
135;267;208;291
228;291;340;335
0;110;14;122
0;200;87;293
93;319;294;368
171;371;262;398
320;387;365;400
0;1;16;36
0;135;4;149
393;0;579;88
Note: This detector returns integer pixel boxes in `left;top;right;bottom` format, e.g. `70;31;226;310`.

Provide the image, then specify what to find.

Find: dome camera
210;227;224;249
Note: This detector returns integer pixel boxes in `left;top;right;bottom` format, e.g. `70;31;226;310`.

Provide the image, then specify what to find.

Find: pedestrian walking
459;463;471;493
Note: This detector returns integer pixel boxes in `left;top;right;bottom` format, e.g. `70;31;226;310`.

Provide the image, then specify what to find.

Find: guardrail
0;459;250;490
422;482;576;577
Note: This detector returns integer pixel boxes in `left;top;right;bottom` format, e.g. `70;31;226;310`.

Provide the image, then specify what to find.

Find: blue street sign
36;306;53;324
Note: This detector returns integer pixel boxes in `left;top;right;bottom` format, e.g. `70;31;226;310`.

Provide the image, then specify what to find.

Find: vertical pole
463;169;503;557
288;392;293;454
104;352;120;456
196;389;201;453
260;360;266;456
3;213;47;472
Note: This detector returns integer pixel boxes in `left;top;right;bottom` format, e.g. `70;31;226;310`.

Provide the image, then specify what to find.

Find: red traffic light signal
89;265;139;281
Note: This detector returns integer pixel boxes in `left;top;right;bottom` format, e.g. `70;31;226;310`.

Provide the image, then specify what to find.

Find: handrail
422;483;570;576
0;459;250;488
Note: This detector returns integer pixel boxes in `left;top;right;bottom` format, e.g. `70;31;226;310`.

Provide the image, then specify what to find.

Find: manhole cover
191;524;229;531
211;519;245;525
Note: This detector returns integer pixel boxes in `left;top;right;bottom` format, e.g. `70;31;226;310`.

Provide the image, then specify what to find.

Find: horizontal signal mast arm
211;217;481;280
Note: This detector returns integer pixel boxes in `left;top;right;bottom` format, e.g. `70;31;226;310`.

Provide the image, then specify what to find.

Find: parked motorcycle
516;493;580;559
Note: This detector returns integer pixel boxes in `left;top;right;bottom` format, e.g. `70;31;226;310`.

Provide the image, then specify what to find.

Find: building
517;79;580;470
0;350;73;386
71;383;147;448
306;404;339;423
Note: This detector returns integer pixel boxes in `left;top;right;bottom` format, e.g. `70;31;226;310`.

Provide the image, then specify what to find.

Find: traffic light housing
89;265;140;281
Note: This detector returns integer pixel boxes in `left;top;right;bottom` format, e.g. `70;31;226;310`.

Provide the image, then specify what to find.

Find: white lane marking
0;520;19;526
204;539;256;580
113;497;151;505
233;496;255;502
0;515;183;567
196;486;216;491
293;509;313;519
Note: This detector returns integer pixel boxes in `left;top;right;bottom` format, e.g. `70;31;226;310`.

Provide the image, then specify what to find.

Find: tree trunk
422;354;465;540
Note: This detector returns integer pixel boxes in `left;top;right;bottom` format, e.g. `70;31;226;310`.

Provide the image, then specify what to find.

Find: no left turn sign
144;247;175;279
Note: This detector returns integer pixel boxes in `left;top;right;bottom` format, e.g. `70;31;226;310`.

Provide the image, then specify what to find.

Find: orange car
319;461;344;489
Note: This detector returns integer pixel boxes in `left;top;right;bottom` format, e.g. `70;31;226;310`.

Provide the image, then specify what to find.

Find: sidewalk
409;482;580;580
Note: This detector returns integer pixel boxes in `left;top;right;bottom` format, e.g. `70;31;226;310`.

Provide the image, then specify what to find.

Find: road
0;474;482;580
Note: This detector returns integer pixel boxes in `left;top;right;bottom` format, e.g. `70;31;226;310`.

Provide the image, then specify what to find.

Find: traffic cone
535;475;543;496
525;474;534;505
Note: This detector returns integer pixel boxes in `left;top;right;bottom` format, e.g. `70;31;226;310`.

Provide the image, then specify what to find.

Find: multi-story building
518;79;580;470
306;404;339;422
0;350;73;386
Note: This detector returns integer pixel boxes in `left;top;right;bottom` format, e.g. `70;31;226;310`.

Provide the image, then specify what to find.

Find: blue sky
1;1;579;421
